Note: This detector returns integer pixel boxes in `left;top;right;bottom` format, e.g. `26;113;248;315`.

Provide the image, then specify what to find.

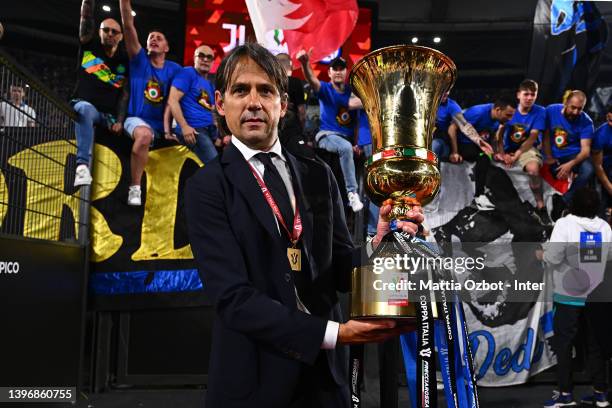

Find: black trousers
289;352;350;408
551;302;608;393
458;142;490;196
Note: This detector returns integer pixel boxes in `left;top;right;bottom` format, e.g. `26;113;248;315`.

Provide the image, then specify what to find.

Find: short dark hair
518;79;538;93
606;103;612;114
569;186;600;218
493;94;516;110
215;43;288;134
147;28;169;43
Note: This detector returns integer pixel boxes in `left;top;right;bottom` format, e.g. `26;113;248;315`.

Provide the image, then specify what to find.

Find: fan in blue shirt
298;49;364;212
543;90;595;203
498;80;549;223
120;0;182;206
168;45;218;164
432;93;462;161
592;105;612;210
447;96;515;197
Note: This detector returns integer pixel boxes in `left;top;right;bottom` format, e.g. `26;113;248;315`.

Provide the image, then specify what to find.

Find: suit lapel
221;143;279;240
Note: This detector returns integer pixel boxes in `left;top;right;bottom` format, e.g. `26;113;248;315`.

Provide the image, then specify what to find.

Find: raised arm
119;0;141;59
296;49;321;93
79;0;96;44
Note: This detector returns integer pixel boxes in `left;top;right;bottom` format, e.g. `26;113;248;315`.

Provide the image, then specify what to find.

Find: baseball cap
329;57;347;69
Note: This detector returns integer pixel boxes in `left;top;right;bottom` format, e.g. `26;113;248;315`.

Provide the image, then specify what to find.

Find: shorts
517;147;542;169
124;116;163;141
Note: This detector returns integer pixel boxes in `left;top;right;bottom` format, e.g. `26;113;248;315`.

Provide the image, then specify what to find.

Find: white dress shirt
231;136;339;349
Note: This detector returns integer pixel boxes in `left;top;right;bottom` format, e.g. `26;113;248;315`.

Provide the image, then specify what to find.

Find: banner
528;0;608;105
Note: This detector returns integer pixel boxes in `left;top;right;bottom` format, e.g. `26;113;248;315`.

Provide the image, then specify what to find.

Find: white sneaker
348;192;364;212
74;164;92;187
127;185;142;206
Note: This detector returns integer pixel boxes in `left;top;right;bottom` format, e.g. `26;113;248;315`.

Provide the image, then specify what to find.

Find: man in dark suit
185;43;422;408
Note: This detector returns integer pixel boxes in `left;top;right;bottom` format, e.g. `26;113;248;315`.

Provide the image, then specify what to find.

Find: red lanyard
248;161;302;245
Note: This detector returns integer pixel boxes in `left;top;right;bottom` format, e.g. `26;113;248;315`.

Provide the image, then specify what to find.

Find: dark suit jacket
185;142;357;407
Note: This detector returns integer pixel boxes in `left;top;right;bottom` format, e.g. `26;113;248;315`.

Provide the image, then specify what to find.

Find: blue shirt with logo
128;48;182;132
357;110;372;146
458;103;500;144
317;81;355;139
503;104;546;152
172;67;215;128
435;97;462;134
545;103;594;159
592;123;612;168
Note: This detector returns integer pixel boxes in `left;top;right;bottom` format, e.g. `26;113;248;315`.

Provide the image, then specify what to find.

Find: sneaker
348;192;364;212
74;164;92;187
127;185;142;206
543;390;576;407
471;194;495;211
581;390;610;407
534;206;554;226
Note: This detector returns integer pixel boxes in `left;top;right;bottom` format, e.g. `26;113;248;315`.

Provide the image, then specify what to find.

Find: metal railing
0;47;89;243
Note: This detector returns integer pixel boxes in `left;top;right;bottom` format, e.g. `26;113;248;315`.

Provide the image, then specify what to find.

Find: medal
287;247;301;272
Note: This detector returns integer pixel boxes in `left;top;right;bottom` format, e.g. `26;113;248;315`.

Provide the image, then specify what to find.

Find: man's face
10;86;23;103
99;19;122;48
606;111;612;127
329;66;347;85
275;54;292;77
147;31;169;55
494;105;515;124
517;89;537;110
216;57;287;150
563;96;586;121
194;45;214;74
441;91;449;103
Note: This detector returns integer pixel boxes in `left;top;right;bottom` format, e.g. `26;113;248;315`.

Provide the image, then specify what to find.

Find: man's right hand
337;319;415;345
449;152;463;164
296;48;311;66
181;125;197;145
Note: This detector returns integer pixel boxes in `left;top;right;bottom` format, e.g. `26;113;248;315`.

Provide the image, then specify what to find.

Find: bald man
167;45;219;164
543;90;595;204
72;0;129;187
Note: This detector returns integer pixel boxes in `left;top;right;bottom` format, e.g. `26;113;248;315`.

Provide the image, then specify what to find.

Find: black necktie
255;152;294;234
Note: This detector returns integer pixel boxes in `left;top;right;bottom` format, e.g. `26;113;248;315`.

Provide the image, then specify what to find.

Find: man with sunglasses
167;45;219;164
120;0;181;206
72;0;129;187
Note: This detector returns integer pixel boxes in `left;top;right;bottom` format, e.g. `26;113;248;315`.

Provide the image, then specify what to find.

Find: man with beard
498;79;550;225
120;0;181;206
297;50;364;212
591;104;612;215
167;45;218;164
543;90;594;205
72;0;129;187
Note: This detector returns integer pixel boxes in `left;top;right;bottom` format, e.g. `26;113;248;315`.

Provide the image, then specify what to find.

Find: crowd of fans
1;1;612;405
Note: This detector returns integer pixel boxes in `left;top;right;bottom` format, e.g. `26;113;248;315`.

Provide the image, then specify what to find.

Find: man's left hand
372;204;425;249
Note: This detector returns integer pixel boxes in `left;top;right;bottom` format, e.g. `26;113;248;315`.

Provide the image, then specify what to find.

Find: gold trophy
349;45;457;319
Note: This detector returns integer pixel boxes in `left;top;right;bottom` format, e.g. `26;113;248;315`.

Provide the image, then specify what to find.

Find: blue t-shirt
592;123;612;168
357;110;372;146
546;103;594;159
458;103;500;145
435;97;462;134
317;81;355;138
172;67;215;128
503;104;546;152
128;48;182;132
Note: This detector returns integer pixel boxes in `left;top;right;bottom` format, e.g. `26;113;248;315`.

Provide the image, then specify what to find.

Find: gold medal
287;247;301;272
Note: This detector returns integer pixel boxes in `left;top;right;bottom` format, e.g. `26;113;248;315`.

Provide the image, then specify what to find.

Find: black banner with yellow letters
88;129;208;310
0;126;208;310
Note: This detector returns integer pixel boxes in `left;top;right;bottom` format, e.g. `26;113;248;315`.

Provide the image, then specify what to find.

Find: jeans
175;125;218;164
551;155;594;204
318;133;357;193
362;143;380;235
73;100;108;166
432;138;450;162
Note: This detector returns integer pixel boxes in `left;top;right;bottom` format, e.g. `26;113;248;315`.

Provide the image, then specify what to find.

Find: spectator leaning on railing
0;85;36;128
